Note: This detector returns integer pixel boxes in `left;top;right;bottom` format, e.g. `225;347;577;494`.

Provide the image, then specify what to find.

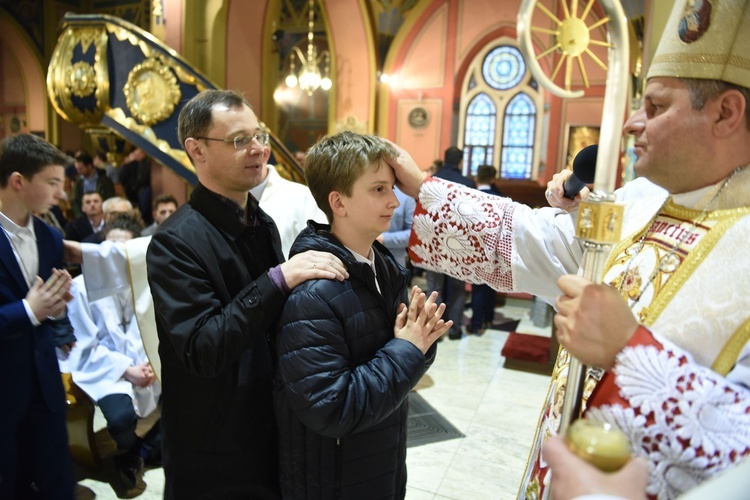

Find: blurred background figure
119;148;152;225
141;194;178;236
94;151;119;185
467;165;503;335
64;190;103;242
427;159;443;176
377;186;415;270
66;213;160;491
294;150;306;164
71;152;115;219
82;196;142;244
426;147;475;340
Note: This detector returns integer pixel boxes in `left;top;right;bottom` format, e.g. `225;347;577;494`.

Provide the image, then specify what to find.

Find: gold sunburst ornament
518;0;617;98
123;56;181;126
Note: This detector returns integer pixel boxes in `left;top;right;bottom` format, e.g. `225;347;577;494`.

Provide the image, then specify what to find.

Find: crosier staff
516;0;629;441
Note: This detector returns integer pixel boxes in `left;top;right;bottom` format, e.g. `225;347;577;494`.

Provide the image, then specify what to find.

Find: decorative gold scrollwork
47;24;110;126
67;61;97;98
123;57;182;126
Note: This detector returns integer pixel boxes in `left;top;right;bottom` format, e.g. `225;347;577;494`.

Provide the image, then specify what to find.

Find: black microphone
564;144;598;199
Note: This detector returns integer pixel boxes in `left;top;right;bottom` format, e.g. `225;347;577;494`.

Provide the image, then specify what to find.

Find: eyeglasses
194;132;270;149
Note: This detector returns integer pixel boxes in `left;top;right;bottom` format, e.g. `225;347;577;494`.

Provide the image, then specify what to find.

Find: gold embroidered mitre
647;0;750;88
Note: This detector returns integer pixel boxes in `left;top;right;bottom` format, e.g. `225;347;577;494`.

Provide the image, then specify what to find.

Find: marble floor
74;297;552;499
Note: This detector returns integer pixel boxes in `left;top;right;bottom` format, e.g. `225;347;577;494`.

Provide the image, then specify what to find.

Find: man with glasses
146;90;348;499
195;129;325;258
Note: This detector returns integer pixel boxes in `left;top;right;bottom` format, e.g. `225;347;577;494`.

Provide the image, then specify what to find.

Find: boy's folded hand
394;286;453;354
26;268;73;321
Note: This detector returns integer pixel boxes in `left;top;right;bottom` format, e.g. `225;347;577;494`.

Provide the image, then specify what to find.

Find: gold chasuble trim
124;238;161;382
519;346;569;498
713;318;750;377
604;200;750;327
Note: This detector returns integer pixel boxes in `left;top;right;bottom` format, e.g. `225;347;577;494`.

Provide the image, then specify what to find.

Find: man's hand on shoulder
280;250;349;289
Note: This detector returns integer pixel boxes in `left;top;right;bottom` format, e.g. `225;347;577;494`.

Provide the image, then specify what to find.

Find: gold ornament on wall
123;56;181;126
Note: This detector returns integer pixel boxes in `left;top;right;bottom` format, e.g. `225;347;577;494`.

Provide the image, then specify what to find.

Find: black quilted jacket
273;221;436;499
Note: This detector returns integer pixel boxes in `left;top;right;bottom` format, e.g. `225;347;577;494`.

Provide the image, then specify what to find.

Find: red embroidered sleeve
585;326;750;499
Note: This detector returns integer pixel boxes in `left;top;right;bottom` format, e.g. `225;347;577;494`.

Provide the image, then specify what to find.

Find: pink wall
386;1;455;166
391;4;448;169
164;0;184;54
381;0;609;184
226;0;264;109
0;14;46;134
2;45;24;106
399;5;447;90
151;162;189;205
455;0;518;66
324;0;374;131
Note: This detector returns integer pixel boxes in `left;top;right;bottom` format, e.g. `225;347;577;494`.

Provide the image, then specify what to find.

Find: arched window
464;93;496;176
501;92;536;179
459;41;543;180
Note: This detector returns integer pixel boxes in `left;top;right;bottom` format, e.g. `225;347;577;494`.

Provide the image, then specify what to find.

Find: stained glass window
459;41;539;181
463;93;496;177
482;46;526;90
500;92;536;179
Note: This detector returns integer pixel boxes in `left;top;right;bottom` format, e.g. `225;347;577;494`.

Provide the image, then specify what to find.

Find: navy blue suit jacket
0;217;68;415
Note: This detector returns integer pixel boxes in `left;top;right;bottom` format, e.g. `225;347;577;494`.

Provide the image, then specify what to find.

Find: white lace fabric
411;178;517;290
408;176;750;499
587;334;750;500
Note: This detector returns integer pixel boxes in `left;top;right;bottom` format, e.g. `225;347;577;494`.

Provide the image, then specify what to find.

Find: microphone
564;144;598;199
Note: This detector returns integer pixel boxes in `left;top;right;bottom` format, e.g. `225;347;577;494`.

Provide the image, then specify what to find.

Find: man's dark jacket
274;222;436;499
147;184;286;499
433;162;475;188
64;215;95;242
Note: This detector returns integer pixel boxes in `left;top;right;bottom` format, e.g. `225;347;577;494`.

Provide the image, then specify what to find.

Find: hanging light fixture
285;0;332;95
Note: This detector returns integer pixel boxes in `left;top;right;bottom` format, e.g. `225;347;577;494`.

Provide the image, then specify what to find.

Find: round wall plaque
408;107;429;129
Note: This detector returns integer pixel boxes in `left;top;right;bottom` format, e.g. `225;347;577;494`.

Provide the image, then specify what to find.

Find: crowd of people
1;1;749;498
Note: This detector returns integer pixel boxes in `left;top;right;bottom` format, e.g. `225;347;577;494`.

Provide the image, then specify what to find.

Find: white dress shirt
0;210;41;325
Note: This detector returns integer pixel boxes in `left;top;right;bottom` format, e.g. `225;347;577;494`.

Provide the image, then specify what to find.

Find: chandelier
285;0;332;95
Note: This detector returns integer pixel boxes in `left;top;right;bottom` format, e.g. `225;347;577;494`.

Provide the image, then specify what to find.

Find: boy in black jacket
274;132;451;499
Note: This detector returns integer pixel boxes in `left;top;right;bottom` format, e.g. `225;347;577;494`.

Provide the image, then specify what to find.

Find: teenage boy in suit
0;133;75;499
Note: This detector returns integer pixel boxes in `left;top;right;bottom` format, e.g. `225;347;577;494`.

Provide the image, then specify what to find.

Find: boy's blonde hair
304;131;397;222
